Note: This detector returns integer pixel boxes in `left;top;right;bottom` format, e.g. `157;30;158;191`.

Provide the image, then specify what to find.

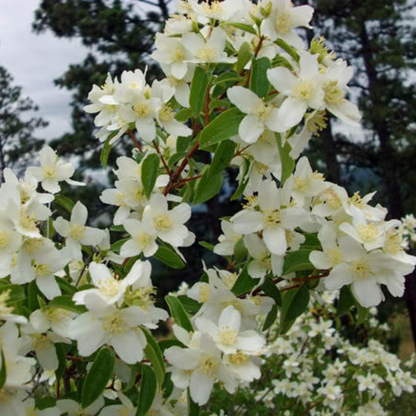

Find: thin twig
153;139;172;177
128;130;143;152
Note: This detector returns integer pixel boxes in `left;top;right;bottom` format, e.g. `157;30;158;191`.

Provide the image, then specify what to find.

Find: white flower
27;146;83;194
267;52;324;131
182;27;237;64
227;86;280;143
69;293;150;364
195;306;265;355
165;333;237;406
73;260;150;306
232;179;308;255
142;194;192;248
121;219;158;258
214;220;242;256
324;236;413;307
54;201;106;261
260;0;314;47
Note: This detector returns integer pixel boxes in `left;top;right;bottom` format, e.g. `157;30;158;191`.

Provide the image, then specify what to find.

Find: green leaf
276;133;295;185
0;347;7;390
166;295;193;332
337;286;355;317
301;233;321;250
141;153;160;199
177;295;202;315
137;365;157;416
231;158;250;201
271;54;294;70
236;42;253;73
56;277;77;295
154;246;185;269
193;169;223;205
28;281;40;311
213;72;241;85
233;238;248;264
110;225;126;232
282;249;315;275
199;241;214;252
261;276;282;307
250;57;271;98
100;136;112;169
262;304;278;331
142;328;165;386
231;266;259;297
175;108;193;123
111;238;130;254
55;343;69;380
81;347;115;409
0;284;25;304
275;38;300;63
280;285;310;334
353;294;369;326
190;66;209;117
208;140;236;177
199;108;245;149
48;295;87;314
227;22;257;35
54;195;74;213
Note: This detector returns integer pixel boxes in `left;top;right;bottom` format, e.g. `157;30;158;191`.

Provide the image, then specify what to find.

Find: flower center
196;45;218;62
20;212;38;232
263;210;282;227
31;334;51;350
349;260;373;279
294;177;309;192
202;1;223;15
42;166;56;179
318;189;342;210
45;308;71;323
23;238;45;253
229;350;250;365
357;224;380;243
199;284;211;303
275;12;293;34
159;104;174;122
98;278;121;297
349;191;364;208
33;263;52;277
218;327;238;346
323;81;345;104
70;223;86;240
0;290;13;316
170;46;185;62
154;213;173;232
293;80;315;101
384;230;403;255
136;232;153;250
133;102;151;118
101;312;128;335
198;356;218;377
307;110;328;134
0;231;9;249
327;248;343;265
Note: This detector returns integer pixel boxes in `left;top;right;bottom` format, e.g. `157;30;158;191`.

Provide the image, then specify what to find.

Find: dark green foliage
0;66;47;181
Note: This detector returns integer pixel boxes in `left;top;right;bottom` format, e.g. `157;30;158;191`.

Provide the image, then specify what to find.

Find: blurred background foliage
1;0;416;352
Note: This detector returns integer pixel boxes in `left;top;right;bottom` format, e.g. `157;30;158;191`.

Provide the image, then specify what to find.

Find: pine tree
0;65;47;182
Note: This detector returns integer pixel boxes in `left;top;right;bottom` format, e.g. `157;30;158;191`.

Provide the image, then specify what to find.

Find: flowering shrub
0;0;415;414
198;291;416;415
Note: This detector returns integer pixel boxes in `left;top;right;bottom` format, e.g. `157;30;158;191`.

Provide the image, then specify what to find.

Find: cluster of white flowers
215;155;416;308
202;292;416;415
1;0;415;414
398;214;416;250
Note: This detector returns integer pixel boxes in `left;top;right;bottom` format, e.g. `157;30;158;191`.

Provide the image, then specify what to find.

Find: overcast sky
0;0;88;139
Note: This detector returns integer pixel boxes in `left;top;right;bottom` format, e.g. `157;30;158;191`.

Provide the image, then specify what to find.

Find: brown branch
178;174;202;184
163;141;200;196
234;144;252;157
153;139;172;177
128;130;143;152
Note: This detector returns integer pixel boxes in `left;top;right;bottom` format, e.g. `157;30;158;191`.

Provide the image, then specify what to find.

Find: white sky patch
0;0;87;139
